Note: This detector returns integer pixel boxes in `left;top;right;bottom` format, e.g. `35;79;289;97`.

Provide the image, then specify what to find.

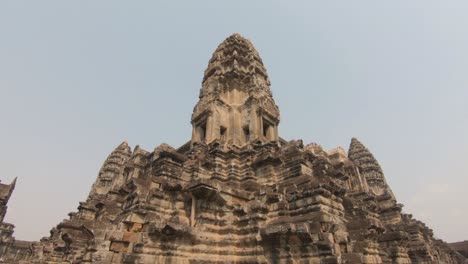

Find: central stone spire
191;34;280;147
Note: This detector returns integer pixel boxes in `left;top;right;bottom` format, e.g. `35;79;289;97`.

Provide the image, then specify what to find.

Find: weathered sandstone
0;34;464;264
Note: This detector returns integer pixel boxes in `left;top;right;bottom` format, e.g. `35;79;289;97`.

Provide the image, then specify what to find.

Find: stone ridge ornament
0;34;465;263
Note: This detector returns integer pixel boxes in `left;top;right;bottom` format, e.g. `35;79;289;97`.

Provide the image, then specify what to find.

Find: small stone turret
348;138;395;199
0;178;25;257
90;141;132;195
191;33;280;147
0;178;16;242
0;178;16;223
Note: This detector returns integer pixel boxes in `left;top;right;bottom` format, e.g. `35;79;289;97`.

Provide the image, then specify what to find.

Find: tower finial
201;33;271;94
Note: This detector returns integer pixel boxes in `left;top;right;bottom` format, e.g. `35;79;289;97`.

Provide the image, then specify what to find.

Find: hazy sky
1;1;467;242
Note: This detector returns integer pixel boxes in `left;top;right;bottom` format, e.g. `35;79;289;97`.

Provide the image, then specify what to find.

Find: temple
0;34;465;263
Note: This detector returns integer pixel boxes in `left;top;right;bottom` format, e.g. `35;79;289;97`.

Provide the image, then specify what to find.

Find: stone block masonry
0;34;464;264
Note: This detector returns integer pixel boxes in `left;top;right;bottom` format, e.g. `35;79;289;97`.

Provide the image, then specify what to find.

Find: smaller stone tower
0;178;19;255
191;33;280;147
348;138;395;199
0;178;16;224
90;141;132;195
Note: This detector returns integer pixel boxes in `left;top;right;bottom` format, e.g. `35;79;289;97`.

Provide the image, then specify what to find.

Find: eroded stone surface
0;34;464;264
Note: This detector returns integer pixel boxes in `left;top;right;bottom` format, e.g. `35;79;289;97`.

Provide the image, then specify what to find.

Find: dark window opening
220;126;227;141
243;126;250;142
99;179;111;187
123;168;132;182
200;122;207;143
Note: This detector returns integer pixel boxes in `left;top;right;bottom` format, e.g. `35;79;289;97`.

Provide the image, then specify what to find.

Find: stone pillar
357;168;370;193
194;126;200;143
191;126;197;145
227;107;235;144
267;125;274;141
232;109;243;145
258;112;264;141
250;107;260;142
205;114;213;144
273;125;279;142
191;196;197;227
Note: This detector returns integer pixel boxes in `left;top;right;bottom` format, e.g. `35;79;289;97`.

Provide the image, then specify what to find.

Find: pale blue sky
0;1;467;242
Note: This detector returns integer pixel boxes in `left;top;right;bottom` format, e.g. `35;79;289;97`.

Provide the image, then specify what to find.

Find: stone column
267;125;274;141
355;168;369;193
258;111;264;141
206;113;213;144
227;107;235;144
274;124;279;141
191;196;197;227
250;107;260;142
232;109;243;145
191;126;197;144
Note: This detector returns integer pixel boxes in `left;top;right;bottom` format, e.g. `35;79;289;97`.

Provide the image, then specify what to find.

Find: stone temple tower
0;34;464;263
191;33;280;147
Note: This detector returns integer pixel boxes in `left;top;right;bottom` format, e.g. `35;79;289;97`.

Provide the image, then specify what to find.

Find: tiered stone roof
201;33;271;96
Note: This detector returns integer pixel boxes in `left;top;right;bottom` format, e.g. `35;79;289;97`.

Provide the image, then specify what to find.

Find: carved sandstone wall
0;34;464;264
